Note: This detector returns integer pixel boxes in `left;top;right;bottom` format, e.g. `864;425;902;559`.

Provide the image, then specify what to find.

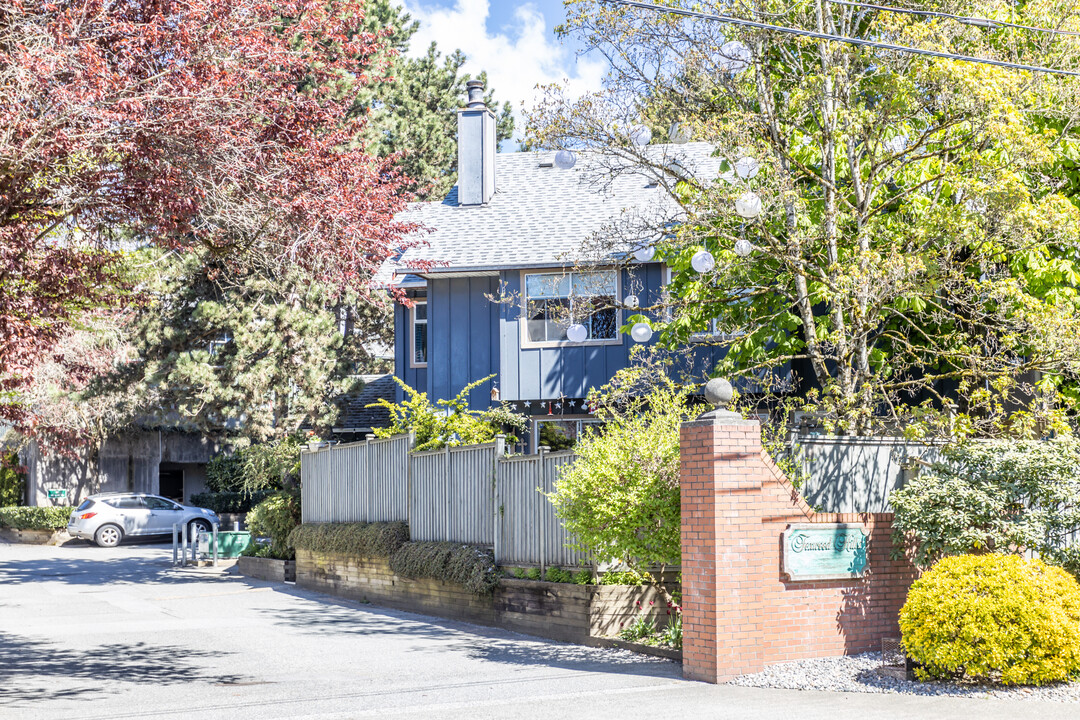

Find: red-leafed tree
0;0;420;427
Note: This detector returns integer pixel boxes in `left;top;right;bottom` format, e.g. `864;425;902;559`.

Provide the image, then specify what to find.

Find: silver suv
67;493;220;548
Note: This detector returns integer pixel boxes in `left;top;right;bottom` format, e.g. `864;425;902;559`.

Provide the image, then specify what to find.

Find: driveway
0;541;1075;720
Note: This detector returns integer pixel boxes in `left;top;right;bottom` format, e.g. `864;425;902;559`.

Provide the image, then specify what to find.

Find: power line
597;0;1080;77
829;0;1080;39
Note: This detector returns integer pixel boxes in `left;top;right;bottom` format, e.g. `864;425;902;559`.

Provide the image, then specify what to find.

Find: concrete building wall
24;431;222;507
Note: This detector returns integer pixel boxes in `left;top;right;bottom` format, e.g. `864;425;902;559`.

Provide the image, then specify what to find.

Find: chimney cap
465;80;486;108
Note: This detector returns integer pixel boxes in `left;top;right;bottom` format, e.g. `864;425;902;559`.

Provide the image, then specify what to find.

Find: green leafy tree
532;0;1080;437
548;357;692;572
891;440;1080;577
370;375;527;451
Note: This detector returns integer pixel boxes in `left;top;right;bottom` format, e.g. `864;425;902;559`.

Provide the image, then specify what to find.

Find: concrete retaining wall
295;550;678;651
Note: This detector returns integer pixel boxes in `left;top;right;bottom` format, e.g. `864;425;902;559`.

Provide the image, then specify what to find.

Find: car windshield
76;499;94;511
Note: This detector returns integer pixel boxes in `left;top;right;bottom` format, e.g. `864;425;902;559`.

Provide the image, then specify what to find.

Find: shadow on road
254;588;679;680
0;632;247;707
0;546;235;587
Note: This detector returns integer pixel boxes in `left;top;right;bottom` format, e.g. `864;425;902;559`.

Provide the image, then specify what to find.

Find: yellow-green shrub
899;554;1080;685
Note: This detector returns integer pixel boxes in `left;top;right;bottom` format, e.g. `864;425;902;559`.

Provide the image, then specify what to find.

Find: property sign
47;489;67;499
782;523;868;581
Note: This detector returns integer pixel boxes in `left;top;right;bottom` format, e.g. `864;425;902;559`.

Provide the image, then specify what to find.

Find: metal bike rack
172;521;220;567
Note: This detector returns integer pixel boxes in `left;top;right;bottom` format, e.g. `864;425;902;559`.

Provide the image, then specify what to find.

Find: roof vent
539;159;554;168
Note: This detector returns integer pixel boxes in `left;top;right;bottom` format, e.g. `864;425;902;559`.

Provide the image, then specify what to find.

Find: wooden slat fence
495;448;586;570
300;434;411;524
301;435;587;568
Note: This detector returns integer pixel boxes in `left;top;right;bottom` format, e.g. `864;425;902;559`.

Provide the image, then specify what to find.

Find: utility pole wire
827;0;1080;38
597;0;1080;77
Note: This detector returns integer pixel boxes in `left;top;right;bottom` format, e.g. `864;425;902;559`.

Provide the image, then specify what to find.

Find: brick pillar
680;412;767;683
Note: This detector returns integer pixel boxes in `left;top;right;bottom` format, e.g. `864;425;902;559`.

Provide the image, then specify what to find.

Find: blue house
386;82;727;450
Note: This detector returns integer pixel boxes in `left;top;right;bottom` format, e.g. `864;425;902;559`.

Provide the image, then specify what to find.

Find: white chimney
457;80;496;206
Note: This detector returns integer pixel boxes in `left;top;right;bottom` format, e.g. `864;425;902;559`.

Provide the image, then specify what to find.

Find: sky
398;1;608;143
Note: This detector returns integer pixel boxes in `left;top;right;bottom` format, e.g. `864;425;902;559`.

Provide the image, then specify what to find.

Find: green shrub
598;569;649;586
0;455;26;507
389;542;499;595
900;554;1080;685
891;440;1080;577
245;492;300;560
543;566;575;583
289;521;410;558
549;359;689;572
369;375;526;451
190;490;274;514
0;506;71;530
206;434;304;494
572;569;594;585
524;567;542;581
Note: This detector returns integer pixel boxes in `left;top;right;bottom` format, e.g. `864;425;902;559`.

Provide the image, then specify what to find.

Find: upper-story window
411;300;428;367
524;270;618;345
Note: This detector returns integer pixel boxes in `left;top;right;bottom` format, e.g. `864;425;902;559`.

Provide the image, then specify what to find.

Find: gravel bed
728;652;1080;703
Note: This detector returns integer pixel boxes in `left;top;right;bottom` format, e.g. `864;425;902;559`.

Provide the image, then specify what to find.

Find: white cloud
400;0;607;141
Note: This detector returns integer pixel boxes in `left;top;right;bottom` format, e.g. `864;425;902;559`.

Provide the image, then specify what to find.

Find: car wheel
94;524;123;548
189;519;212;538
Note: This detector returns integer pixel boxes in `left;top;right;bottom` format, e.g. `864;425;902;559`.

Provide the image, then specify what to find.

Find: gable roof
393;142;722;276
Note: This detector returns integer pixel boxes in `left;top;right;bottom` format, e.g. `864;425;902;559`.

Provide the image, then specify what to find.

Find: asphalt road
1;540;1077;720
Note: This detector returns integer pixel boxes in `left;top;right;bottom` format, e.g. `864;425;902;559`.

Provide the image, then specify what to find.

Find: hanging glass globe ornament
884;135;908;154
629;124;653;147
633;244;656;262
669;122;690;144
734;156;760;179
630;322;654;343
623;294;639;309
734;238;753;257
554;150;577;169
719;40;752;74
691;249;716;273
735;191;763;219
566;323;588;343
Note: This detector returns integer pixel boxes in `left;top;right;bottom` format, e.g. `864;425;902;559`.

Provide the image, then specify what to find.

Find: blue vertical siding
426;276;501;408
393;298;427;402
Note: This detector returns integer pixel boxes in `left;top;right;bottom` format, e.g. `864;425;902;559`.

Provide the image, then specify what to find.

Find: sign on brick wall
781;523;869;581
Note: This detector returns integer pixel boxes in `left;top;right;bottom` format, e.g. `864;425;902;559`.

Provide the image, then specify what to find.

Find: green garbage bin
198;530;252;558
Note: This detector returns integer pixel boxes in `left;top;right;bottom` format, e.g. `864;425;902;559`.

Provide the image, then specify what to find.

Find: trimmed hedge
289;521;410;559
0;506;71;530
289;522;498;595
190;490;274;514
245;492;300;560
900;554;1080;685
390;542;499;596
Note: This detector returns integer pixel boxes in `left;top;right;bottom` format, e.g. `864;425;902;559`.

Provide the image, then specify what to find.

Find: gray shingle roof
334;374;396;432
394;142;722;274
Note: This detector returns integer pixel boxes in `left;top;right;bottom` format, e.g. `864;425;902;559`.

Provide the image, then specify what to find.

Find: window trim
531;416;605;454
519;269;622;349
410;299;428;368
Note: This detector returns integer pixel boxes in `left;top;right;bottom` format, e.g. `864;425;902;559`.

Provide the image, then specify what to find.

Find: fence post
444;443;452;541
493;436;505;559
537;445;548;576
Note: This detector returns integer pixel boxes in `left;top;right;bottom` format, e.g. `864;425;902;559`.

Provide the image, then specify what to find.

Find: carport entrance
158;463;184;502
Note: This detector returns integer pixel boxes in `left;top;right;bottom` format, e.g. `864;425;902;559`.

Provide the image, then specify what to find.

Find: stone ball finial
704;377;733;409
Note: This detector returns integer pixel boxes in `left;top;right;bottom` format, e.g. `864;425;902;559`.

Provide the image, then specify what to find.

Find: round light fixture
691;249;715;273
629;124;653;147
735;191;763;219
566;323;588;343
623;294;639;309
734;156;760;179
720;40;752;74
669;122;690;144
633;244;656;262
554;149;577;169
734;238;753;257
630;322;654;343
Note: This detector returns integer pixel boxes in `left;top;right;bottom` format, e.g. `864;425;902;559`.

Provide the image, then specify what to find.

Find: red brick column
680;414;767;683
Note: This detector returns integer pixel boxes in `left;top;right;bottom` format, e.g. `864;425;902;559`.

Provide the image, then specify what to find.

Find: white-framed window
664;265;745;342
411;300;428;367
522;270;619;346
